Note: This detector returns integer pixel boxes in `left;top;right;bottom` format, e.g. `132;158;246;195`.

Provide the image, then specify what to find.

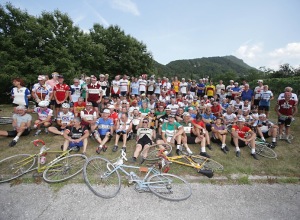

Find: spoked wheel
83;156;121;199
147;173;192;201
253;143;277;159
0;117;13;125
0;154;36;183
43;154;87;183
189;155;224;171
144;144;173;161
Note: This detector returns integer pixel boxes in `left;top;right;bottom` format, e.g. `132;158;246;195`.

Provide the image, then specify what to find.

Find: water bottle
40;156;46;164
39;146;47;164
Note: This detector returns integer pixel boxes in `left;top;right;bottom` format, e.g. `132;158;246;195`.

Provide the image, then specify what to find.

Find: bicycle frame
165;155;207;170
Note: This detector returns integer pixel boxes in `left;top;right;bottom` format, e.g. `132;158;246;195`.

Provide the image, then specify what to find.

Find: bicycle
144;144;223;178
0;139;87;183
83;150;192;201
250;138;277;159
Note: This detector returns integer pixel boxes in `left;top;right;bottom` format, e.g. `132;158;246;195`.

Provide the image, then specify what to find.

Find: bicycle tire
147;173;192;201
144;144;173;161
0;154;36;183
83;156;121;199
189;155;224;171
252;143;277;159
43;154;87;183
0;117;13;125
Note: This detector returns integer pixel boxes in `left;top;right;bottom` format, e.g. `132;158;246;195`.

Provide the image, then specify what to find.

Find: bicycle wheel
254;143;277;159
144;144;173;161
0;117;13;125
43;154;87;183
189;155;224;171
148;173;192;201
0;154;36;183
83;156;121;199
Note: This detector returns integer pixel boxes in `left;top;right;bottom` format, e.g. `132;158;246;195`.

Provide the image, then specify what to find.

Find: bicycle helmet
62;103;70;108
38;100;49;107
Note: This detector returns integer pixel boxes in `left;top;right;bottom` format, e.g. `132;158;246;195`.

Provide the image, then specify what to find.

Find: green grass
0;101;299;187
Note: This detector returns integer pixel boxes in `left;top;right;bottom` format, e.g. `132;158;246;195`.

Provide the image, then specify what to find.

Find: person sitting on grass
180;112;210;158
211;117;229;154
252;114;278;148
62;117;89;155
231;118;258;160
93;109;114;154
0;105;32;147
29;100;53;136
48;103;74;135
191;114;212;151
113;112;133;152
156;114;184;156
131;118;155;163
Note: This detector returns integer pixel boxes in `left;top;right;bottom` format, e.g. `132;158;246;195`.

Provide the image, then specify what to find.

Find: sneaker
44;128;48;134
130;157;137;163
221;147;227;154
34;130;42;136
96;146;102;154
176;149;181;155
224;145;230;151
251;153;259;160
82;152;86;156
102;145;108;152
121;147;126;152
9;140;17;147
206;144;212;150
200;152;211;158
270;142;276;148
112;145;118;152
236;151;241;157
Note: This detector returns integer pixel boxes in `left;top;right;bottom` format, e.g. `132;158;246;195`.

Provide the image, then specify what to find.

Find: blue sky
1;0;300;70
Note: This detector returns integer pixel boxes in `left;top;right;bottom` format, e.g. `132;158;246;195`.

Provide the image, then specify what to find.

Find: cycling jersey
57;111;74;125
162;122;182;138
277;99;296;116
34;107;53;121
66;125;88;139
54;84;70;102
70;84;82;102
11;87;31;106
95;118;113;135
32;83;53;101
180;121;193;136
137;127;153;139
231;125;251;138
87;83;102;102
119;79;128;92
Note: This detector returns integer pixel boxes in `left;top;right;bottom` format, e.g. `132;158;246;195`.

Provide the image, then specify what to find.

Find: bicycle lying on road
0;139;87;183
143;144;224;178
83;150;192;201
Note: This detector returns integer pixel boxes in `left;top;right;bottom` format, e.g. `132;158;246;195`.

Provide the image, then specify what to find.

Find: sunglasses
142;121;148;123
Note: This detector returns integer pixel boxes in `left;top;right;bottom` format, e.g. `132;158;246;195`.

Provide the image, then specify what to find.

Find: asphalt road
0;183;299;220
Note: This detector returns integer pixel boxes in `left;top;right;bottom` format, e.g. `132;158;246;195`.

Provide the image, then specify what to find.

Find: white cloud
269;42;300;57
111;0;140;16
235;43;263;60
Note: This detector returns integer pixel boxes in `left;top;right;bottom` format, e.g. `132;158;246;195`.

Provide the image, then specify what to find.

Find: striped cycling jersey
162;122;182;138
119;79;128;92
32;83;53;100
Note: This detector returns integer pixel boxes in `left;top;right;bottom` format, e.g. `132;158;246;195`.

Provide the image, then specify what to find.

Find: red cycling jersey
54;84;70;102
232;125;251;138
277;99;296;116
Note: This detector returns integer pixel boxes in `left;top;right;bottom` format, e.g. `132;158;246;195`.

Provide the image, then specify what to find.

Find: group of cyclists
0;72;298;162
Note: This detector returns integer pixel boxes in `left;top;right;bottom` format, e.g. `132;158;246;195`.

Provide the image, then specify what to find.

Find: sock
251;148;255;154
99;145;102;149
261;137;266;141
13;136;19;142
177;145;181;149
236;146;240;151
201;147;206;152
221;144;225;148
272;138;276;142
186;148;193;154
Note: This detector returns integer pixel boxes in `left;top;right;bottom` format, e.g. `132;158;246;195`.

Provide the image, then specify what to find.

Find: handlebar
121;150;128;161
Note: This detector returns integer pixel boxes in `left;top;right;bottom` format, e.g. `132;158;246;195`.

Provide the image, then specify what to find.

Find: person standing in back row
53;75;70;119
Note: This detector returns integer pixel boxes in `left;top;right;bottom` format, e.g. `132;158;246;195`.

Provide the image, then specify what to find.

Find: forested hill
154;55;257;80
